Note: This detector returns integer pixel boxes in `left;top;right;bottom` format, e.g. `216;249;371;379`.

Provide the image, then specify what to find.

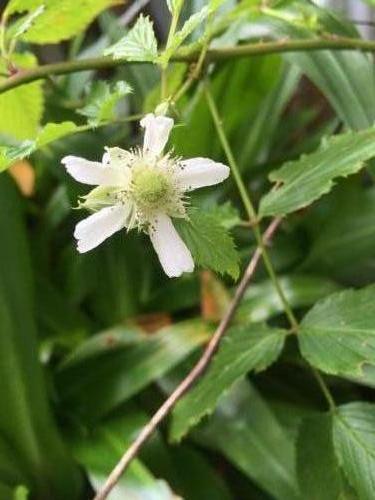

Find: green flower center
132;165;171;209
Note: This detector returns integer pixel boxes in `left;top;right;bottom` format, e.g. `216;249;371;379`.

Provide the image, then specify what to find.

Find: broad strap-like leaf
299;285;375;376
0;176;82;498
197;380;300;500
71;408;177;499
236;274;340;324
333;402;375;500
105;14;158;62
297;415;349;500
259;128;375;217
174;208;240;280
170;324;286;442
56;320;212;423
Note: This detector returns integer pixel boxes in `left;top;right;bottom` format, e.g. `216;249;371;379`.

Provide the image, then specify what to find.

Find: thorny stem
204;81;299;331
2;36;375;94
93;217;282;500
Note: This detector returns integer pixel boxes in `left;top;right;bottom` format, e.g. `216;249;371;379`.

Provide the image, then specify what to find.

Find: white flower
62;114;230;278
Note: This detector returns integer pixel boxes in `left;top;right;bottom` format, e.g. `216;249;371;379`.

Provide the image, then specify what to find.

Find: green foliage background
1;0;375;498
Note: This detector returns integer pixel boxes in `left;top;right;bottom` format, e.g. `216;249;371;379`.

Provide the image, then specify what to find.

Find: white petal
62;155;129;186
149;214;194;278
175;157;230;191
74;205;129;253
140;113;174;157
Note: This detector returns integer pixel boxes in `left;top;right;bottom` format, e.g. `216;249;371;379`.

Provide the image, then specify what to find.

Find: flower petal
62;155;129;186
74;205;129;253
141;113;174;157
149;214;194;278
175;157;230;191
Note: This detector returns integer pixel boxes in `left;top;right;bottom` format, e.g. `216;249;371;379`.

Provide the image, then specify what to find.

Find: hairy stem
204;82;299;331
93;218;282;500
2;36;375;94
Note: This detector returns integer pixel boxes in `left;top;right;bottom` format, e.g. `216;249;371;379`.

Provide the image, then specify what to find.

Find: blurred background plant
2;0;375;499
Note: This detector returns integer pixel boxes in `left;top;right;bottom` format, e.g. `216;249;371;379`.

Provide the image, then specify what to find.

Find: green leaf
174;209;240;279
165;0;183;14
0;121;85;173
333;402;375;500
160;6;210;65
265;9;375;130
236;274;340;324
299;285;375;376
297;415;346;500
56;320;211;422
259;128;375;217
36;121;80;147
0;53;43;140
13;485;29;500
104;14;158;62
11;0;119;44
9;4;45;39
0;176;82;498
78;81;132;125
303;184;375;283
171;324;286;442
71;408;177;499
198;380;300;500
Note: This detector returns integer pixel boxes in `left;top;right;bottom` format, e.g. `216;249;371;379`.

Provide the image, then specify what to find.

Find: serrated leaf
174;209;240;279
0;53;43;140
10;4;44;39
104;14;158;62
13;0;119;44
259;128;375;217
299;285;375;377
78;81;132;125
297;415;347;500
160;6;210;65
170;324;286;442
334;402;375;500
36;121;80;147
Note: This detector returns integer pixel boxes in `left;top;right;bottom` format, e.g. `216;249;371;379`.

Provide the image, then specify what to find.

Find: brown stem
93;217;282;500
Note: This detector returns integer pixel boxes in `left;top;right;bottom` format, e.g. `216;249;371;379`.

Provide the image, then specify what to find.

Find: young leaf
160;6;210;65
170;324;286;442
0;53;43;140
174;209;240;279
165;0;183;14
15;0;119;44
78;81;132;125
299;285;375;377
333;402;375;500
104;14;158;62
9;4;45;39
297;415;347;500
259;128;375;217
